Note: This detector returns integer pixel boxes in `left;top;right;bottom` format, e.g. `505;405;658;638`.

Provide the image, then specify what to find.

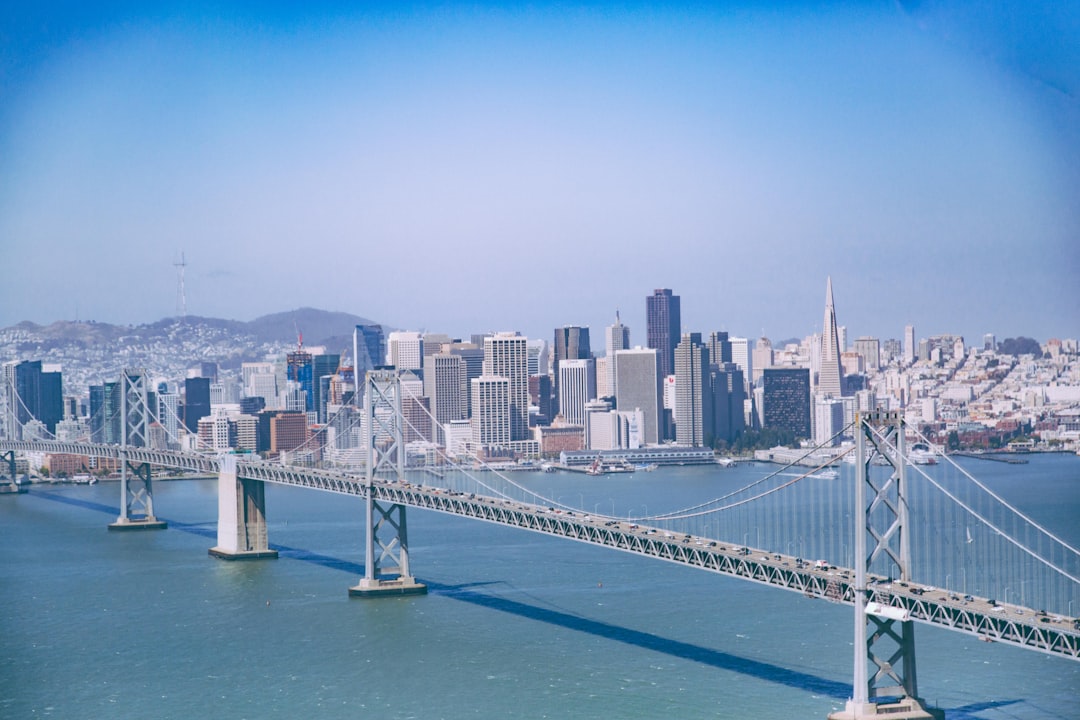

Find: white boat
812;469;839;480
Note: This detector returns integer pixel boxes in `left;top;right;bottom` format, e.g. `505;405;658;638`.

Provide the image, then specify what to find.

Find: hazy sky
2;2;1077;346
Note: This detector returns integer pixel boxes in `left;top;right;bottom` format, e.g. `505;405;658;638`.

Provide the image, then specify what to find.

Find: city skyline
1;3;1077;343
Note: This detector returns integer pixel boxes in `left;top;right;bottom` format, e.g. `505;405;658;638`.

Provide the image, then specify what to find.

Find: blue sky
1;2;1077;345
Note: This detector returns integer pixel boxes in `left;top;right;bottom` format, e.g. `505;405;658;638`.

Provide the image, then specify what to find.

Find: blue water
1;455;1077;719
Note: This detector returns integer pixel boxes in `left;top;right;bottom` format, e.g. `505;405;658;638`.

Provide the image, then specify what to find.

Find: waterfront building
471;375;511;448
483;332;530;441
762;367;812;439
646;288;681;380
613;347;660;445
817;277;845;397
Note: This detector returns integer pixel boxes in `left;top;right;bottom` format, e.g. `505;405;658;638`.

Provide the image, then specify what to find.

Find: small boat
812;469;839;480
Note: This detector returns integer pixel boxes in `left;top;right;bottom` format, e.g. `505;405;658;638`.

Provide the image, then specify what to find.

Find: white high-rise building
471;376;510;447
904;325;916;365
387;331;424;372
557;358;595;426
483;332;530;441
613;347;660;445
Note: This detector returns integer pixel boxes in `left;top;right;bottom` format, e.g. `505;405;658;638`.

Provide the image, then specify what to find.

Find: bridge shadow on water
30;491;1034;717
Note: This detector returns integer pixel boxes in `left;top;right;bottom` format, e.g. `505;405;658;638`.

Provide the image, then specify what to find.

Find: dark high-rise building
183;377;211;433
646;288;681;380
762;367;811;439
552;326;591;417
710;362;746;445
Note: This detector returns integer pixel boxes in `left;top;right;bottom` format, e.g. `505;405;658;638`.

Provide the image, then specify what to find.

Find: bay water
2;454;1078;719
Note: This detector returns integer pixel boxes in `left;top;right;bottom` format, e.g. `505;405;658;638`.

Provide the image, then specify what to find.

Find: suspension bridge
2;369;1078;720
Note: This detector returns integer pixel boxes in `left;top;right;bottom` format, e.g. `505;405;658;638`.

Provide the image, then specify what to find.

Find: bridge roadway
5;439;1079;662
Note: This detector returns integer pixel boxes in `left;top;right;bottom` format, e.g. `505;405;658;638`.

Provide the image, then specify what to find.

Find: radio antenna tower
174;251;187;319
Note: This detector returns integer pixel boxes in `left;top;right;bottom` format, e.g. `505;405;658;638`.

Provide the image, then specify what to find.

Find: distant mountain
0;309;383;392
2;308;379;351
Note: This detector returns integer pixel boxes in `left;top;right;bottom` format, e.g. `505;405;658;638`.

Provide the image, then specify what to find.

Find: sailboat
965;527;974;544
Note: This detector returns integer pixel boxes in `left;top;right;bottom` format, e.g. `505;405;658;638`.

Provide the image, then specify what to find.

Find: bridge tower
108;369;166;531
830;411;942;720
349;369;427;598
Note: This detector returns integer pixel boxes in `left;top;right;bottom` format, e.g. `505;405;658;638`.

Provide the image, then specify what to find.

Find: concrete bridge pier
108;457;166;530
0;449;26;494
209;454;277;560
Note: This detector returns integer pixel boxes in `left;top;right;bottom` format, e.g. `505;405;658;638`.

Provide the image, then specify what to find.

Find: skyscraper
483;332;530;441
613;347;660;445
817;277;845;397
646;288;681;380
675;333;711;447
